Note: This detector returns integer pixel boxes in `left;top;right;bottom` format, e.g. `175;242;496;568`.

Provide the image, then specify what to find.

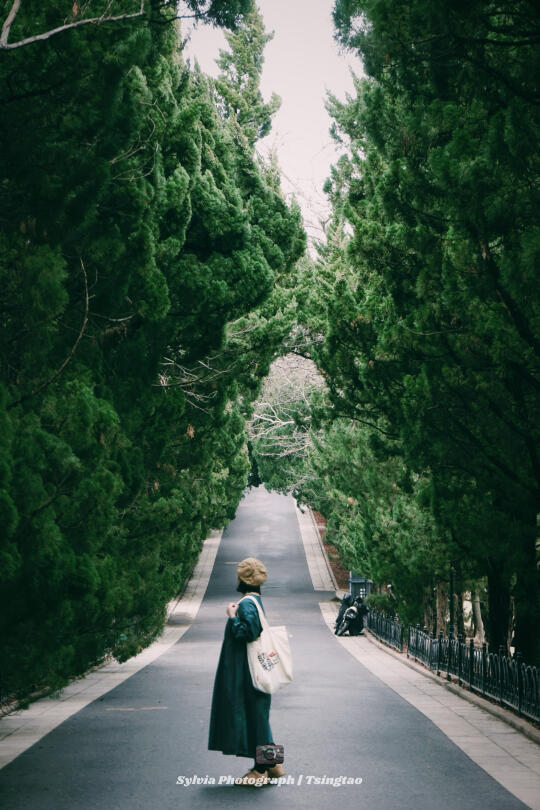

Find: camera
255;744;284;765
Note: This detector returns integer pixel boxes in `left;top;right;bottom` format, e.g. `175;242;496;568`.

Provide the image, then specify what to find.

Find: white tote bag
241;595;293;694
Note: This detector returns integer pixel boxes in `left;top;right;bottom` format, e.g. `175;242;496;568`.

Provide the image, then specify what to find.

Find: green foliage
186;0;253;29
0;1;304;701
315;0;540;660
214;4;281;144
364;592;397;617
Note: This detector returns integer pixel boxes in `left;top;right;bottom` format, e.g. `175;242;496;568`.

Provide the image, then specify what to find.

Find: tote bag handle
240;595;293;693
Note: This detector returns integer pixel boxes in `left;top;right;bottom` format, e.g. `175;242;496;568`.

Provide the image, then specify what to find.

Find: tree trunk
455;560;465;637
512;528;540;665
455;592;464;637
508;595;515;654
436;581;448;635
423;584;435;634
486;564;511;655
471;587;485;645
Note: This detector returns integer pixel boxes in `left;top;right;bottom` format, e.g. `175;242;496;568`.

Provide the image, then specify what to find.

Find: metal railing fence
406;623;539;724
367;608;404;653
364;610;539;723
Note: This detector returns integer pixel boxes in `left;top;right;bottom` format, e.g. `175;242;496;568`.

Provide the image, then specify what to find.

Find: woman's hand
226;602;238;618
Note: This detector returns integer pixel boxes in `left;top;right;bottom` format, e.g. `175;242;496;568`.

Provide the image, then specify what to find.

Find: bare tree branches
248;354;325;457
0;0;146;50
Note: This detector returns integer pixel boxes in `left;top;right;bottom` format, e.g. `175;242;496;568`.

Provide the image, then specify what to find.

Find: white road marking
104;707;168;712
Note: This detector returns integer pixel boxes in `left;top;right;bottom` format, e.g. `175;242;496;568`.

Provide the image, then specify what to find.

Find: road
0;487;529;809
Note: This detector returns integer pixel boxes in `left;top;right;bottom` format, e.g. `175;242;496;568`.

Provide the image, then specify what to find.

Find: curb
294;501;336;592
307;506;338;590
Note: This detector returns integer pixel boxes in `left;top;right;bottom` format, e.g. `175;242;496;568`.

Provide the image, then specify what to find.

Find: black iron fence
367;608;404;652
406;624;540;724
364;609;539;723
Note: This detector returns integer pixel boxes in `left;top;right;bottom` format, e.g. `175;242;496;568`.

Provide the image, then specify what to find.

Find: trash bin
349;573;373;599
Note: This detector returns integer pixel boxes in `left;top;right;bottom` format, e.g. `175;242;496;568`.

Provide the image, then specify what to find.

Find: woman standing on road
208;557;285;786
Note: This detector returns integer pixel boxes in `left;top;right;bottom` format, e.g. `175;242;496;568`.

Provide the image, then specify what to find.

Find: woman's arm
229;598;262;642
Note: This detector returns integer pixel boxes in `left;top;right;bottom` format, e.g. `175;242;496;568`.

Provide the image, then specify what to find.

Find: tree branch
0;0;21;48
0;0;145;50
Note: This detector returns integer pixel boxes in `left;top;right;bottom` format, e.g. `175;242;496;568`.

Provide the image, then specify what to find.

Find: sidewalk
319;602;540;810
297;504;540;810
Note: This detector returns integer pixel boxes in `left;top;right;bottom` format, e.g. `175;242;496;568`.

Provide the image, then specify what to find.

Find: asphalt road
0;487;528;809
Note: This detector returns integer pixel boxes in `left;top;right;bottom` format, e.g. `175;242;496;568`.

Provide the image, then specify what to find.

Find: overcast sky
184;0;364;243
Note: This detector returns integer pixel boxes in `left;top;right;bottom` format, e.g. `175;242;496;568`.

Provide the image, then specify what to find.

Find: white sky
183;0;364;244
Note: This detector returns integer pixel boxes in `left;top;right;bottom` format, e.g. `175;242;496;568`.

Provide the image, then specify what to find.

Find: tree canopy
2;0;539;707
0;0;304;702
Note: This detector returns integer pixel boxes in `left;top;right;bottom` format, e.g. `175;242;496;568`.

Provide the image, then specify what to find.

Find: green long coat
208;593;273;758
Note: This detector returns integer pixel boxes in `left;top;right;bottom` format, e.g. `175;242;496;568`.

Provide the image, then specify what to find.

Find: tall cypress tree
214;3;281;145
313;0;540;660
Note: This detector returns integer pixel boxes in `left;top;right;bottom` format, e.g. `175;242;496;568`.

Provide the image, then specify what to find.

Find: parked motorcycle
335;594;367;636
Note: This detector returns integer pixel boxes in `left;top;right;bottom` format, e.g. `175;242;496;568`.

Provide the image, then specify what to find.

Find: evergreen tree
0;0;304;701
309;0;540;660
214;3;281;145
